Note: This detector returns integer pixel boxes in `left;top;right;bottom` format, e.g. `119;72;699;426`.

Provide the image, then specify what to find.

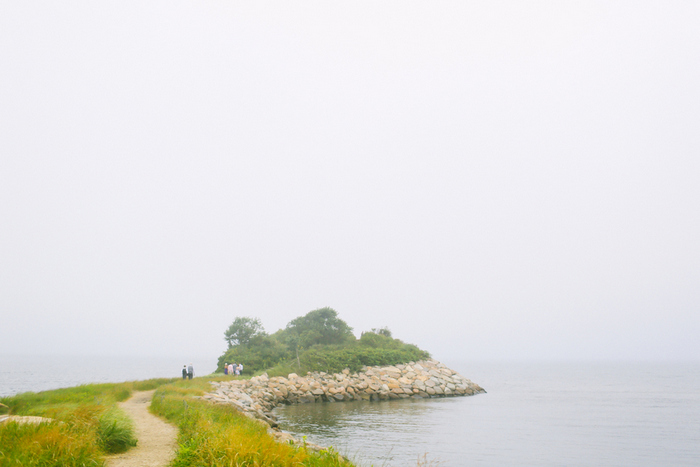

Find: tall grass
0;419;102;467
150;379;354;466
1;375;438;466
97;407;138;453
0;378;175;465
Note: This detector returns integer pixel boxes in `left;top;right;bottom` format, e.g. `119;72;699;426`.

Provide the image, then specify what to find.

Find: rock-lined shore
202;359;485;445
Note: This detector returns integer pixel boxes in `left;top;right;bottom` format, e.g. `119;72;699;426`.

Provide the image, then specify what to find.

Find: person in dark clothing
182;365;187;379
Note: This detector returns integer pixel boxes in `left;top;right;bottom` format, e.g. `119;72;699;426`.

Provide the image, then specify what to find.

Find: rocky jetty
202;359;484;445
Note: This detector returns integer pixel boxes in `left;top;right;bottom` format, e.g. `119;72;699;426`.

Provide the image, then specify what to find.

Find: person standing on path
187;364;194;380
181;365;187;379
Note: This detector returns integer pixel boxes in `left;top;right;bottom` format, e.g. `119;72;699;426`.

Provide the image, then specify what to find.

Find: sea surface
274;360;700;467
0;354;217;397
2;357;698;466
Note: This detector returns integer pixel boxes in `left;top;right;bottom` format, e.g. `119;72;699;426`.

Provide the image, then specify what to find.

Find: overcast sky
1;2;698;363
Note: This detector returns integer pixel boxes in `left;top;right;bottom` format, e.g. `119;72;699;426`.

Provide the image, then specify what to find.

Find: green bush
218;334;291;374
358;331;403;348
218;309;430;377
97;407;138;453
299;345;430;373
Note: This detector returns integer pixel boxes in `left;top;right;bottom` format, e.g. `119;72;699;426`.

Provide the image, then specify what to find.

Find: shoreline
201;359;485;446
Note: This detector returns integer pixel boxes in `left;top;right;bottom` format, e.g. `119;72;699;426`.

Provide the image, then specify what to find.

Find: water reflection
274;397;467;466
273;362;700;467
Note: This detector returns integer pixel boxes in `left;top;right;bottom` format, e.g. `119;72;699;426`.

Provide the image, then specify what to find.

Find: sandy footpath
105;390;178;467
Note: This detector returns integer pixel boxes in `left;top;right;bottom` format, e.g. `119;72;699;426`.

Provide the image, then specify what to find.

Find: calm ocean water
2;357;698;466
274;361;700;467
0;354;217;397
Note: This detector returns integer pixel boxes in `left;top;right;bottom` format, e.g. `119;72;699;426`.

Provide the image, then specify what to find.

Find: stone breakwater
202;359;485;445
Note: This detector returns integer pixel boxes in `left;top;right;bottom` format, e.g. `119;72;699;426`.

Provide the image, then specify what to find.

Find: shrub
299;345;429;373
97;407;138;453
218;334;291;374
217;309;430;377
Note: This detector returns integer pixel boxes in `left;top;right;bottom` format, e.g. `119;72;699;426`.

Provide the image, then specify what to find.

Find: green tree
218;334;290;373
371;326;392;337
224;317;266;348
284;307;355;348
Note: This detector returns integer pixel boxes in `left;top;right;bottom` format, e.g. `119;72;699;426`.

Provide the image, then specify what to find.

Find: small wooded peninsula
218;307;431;376
211;308;485;444
0;308;483;466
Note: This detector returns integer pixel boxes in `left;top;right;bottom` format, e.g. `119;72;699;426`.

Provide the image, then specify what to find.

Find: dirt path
106;390;178;467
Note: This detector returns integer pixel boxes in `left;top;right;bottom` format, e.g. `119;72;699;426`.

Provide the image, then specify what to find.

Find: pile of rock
202;359;484;433
0;415;59;425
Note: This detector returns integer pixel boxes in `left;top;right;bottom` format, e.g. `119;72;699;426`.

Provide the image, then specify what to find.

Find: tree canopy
217;308;429;375
283;307;355;348
224;317;266;348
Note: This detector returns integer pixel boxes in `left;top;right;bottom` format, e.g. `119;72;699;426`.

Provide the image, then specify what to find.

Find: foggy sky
1;2;698;363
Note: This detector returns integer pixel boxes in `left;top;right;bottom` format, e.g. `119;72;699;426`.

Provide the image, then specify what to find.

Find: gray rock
203;359;483;446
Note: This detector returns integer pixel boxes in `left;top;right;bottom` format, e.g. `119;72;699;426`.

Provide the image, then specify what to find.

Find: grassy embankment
0;376;354;467
0;378;169;467
151;376;353;467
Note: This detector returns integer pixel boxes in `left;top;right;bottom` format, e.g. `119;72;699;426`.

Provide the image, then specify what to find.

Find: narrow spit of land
106;390;178;467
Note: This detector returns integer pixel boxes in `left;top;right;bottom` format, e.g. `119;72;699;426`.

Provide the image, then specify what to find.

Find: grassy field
0;378;171;467
0;376;355;467
151;377;354;467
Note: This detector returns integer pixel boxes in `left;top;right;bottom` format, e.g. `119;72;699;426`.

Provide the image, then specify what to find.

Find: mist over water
2;3;699;365
0;354;217;397
274;361;700;466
